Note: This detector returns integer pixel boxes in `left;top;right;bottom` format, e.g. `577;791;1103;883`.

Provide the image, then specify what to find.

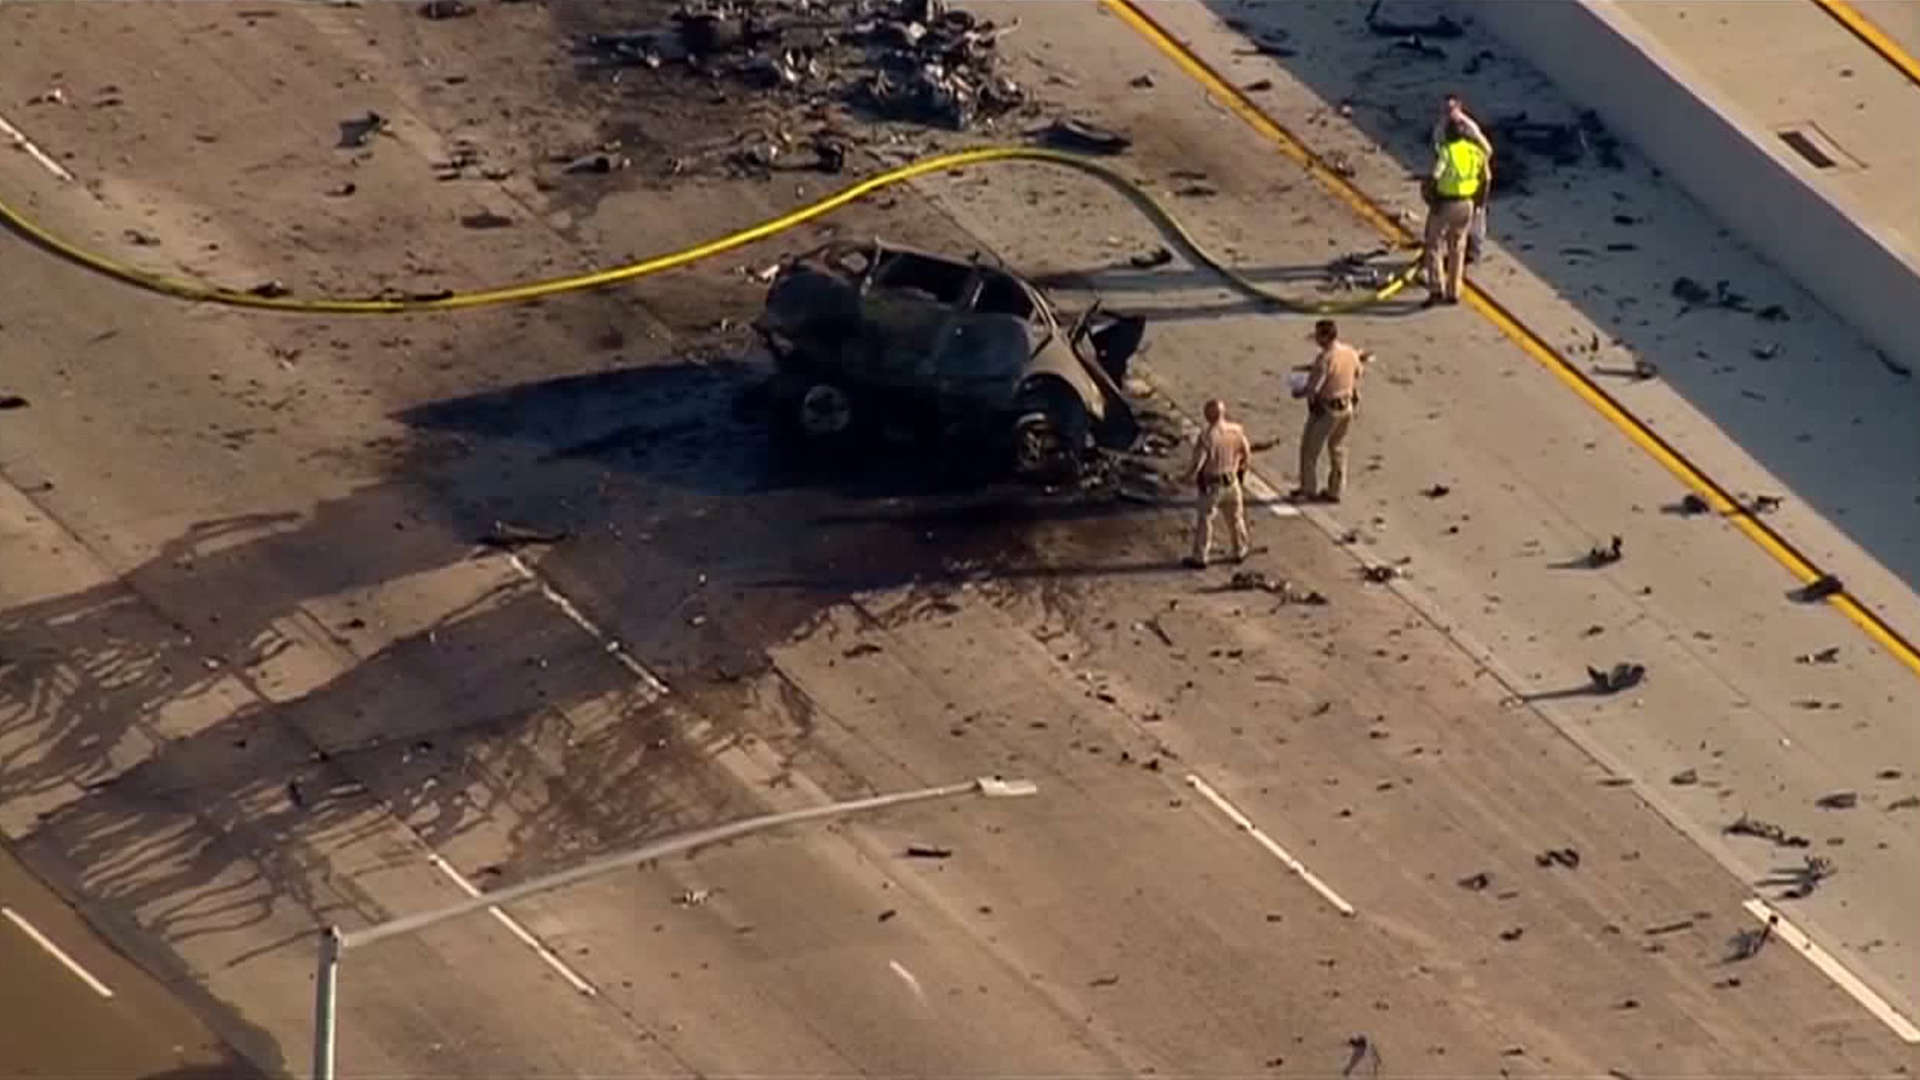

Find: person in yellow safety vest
1431;94;1493;262
1421;119;1491;308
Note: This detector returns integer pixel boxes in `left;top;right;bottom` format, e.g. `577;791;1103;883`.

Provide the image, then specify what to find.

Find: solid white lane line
425;854;598;996
1184;774;1355;917
0;113;75;183
1741;898;1920;1043
2;906;115;998
505;553;671;697
1241;471;1303;519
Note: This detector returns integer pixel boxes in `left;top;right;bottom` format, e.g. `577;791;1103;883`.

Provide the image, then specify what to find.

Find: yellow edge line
1810;0;1920;90
1100;0;1920;681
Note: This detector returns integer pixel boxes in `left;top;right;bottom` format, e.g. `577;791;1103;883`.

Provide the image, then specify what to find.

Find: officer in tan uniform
1292;319;1369;504
1185;399;1252;569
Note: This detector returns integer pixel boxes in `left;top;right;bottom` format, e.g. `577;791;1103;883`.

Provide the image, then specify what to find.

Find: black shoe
1421;293;1446;309
1319;492;1342;504
1443;295;1461;306
1183;556;1207;570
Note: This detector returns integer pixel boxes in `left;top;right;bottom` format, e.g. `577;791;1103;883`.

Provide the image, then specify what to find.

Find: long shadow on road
1032;256;1434;323
1194;0;1920;610
0;466;830;1074
0;345;1185;1076
397;358;1191;666
397;357;1127;502
136;1063;264;1080
0;482;746;915
2;352;1172;869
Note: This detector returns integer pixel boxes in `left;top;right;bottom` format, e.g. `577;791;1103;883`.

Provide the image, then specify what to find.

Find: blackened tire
798;382;855;438
766;373;855;446
1012;376;1091;482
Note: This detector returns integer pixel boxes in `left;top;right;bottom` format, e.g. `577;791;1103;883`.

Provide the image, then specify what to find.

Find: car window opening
872;251;975;304
972;275;1034;319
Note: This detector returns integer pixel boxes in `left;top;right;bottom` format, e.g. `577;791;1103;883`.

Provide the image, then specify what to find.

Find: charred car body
754;239;1146;480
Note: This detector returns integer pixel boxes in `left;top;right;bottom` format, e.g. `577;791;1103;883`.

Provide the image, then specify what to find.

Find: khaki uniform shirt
1190;419;1251;481
1303;342;1364;405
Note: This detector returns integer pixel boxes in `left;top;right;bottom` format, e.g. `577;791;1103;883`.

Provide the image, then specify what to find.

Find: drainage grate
1773;123;1857;171
1779;130;1837;169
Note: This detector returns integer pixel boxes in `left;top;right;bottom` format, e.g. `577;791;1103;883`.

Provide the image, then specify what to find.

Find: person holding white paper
1291;319;1370;504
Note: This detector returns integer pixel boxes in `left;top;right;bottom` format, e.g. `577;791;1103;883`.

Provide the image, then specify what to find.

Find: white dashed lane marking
3;905;115;998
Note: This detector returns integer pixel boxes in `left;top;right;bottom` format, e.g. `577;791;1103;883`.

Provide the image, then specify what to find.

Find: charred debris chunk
1364;0;1460;62
1363;0;1463;39
1584;535;1624;567
1724;813;1810;849
582;0;1026;132
1761;854;1835;900
1586;661;1644;694
1485;109;1622;194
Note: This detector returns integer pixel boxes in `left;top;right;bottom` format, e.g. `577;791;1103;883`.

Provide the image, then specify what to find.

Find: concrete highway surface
1;845;255;1079
1;1;1916;1078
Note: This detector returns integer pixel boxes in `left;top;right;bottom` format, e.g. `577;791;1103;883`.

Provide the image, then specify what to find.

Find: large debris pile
582;0;1025;131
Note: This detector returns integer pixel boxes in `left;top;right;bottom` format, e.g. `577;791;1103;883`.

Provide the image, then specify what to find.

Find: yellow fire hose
0;144;1417;315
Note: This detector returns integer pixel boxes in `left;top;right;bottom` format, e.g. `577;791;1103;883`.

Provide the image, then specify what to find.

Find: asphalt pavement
0;1;1916;1077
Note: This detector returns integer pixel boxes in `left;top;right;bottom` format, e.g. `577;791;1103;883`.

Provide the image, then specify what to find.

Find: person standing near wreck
1185;399;1252;569
1292;319;1368;503
1432;94;1493;263
1421;117;1491;308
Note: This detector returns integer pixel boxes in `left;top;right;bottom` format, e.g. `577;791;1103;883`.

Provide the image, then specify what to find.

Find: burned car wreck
753;239;1146;480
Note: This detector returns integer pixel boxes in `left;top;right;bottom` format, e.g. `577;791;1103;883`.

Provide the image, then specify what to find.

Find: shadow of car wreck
394;357;1163;504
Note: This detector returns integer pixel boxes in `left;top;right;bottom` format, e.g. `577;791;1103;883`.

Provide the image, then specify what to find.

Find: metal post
312;925;342;1080
313;776;1034;1077
343;776;1034;950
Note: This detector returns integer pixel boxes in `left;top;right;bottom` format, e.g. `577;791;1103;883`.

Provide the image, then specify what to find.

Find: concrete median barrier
1472;0;1920;382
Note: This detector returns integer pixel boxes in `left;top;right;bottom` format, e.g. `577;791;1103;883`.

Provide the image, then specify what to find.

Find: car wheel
1011;377;1091;481
1011;412;1057;475
799;383;855;438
